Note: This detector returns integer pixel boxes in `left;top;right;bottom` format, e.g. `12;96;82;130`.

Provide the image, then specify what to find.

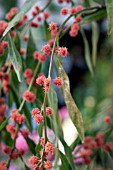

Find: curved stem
6;61;41;169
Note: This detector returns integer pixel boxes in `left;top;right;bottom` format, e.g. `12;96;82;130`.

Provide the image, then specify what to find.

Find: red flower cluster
0;98;7;122
60;8;68;15
6;7;18;20
36;73;46;86
33;51;46;62
104;116;112;124
53;77;63;86
10;109;25;124
70;5;83;15
31;107;43;124
49;22;57;38
75;132;113;165
6;123;16;139
23;91;36;102
42;44;52;56
29;141;55;169
43;160;52;170
29;156;39;168
0;41;8;56
16;15;27;28
44;78;51;93
69;23;79;37
46;107;53;116
24;68;33;85
0;161;7;170
45;142;55;155
0;20;8;36
58;47;68;57
0;71;10;93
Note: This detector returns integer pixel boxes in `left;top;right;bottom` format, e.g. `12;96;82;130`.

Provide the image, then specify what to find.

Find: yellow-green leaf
8;34;23;82
105;0;113;34
57;58;84;142
80;28;94;76
3;0;37;38
92;22;99;67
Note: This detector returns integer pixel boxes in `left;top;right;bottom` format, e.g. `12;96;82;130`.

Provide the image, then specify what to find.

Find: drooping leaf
9;71;20;108
23;104;32;132
92;22;99;67
83;9;106;23
7;33;23;82
14;31;21;52
70;137;81;151
58;150;70;170
0;48;8;68
48;86;76;170
2;0;37;38
57;58;84;142
48;85;63;137
80;28;94;76
26;137;36;154
38;122;43;138
105;0;113;34
35;142;41;157
44;20;51;41
0;117;10;132
9;77;32;132
26;28;37;69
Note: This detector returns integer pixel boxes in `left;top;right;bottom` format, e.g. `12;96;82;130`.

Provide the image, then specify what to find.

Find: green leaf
44;20;51;41
14;31;21;52
48;85;63;137
92;22;99;67
38;122;43;138
105;0;113;34
80;28;94;76
35;142;41;157
26;137;36;154
0;117;10;132
26;28;37;69
57;58;84;142
83;9;106;23
70;137;81;151
7;34;23;82
2;0;37;38
23;104;32;132
48;86;76;170
9;71;20;108
9;76;32;132
0;48;8;68
58;150;70;170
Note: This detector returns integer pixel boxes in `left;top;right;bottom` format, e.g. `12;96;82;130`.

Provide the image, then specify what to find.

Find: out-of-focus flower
16;133;29;154
59;106;69;121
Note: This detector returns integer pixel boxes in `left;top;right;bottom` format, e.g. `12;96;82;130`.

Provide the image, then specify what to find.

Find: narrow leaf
58;150;70;170
9;79;32;132
14;31;21;52
38;122;43;138
105;0;113;34
26;137;36;154
57;58;84;142
23;104;32;132
0;117;10;132
92;22;99;67
0;48;8;68
3;0;37;38
44;20;51;41
80;28;94;76
48;86;76;170
83;9;106;23
8;34;23;82
26;28;37;69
